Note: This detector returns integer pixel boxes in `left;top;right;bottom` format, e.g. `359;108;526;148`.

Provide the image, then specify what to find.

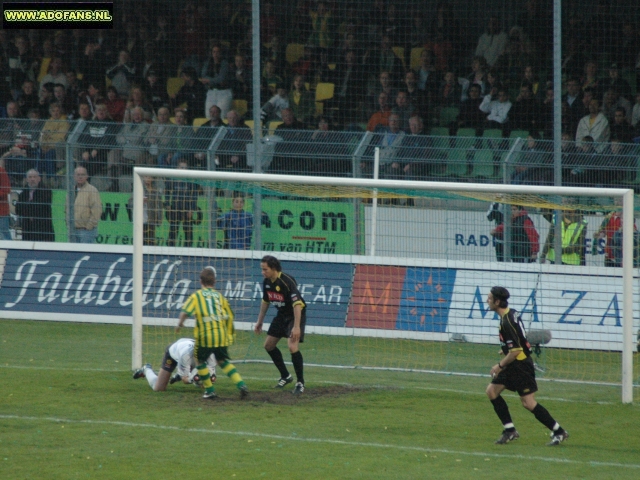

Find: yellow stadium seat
268;121;283;135
169;117;176;124
315;82;334;115
392;47;406;69
167;77;185;97
286;43;305;65
193;117;209;128
410;47;424;71
231;99;248;117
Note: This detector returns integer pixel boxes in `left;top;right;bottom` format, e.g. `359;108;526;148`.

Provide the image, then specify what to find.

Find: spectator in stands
77;103;117;177
172;67;206;124
366;91;392;132
511;133;553;185
462;56;489;101
509;83;540;134
262;35;287;79
1;131;38;186
128;175;163;246
493;27;534;87
610;108;635;143
230;54;252;102
291;45;315;79
490;204;539;263
601;87;631;124
201;44;233;119
369;71;397;118
123;85;153;123
540;86;555;139
436;70;461;109
107;106;150;191
72;165;102;244
15;168;54;241
377;113;406;182
631;92;640;132
392;91;415;131
105;86;126;123
261;83;289;122
0;101;26;149
40;57;67;89
65;70;83;107
160;109;195;168
0;159;11;240
37;82;55;119
328;49;365;126
144;70;168;113
82;30;116;88
145;106;175;168
79;82;102;115
402;115;437;179
479;86;512;132
262;60;283;97
563;78;584;136
364;35;403;86
275;107;305;131
76;102;92;122
613;22;639;71
415;49;440;102
288;75;315;127
217;193;253;250
38;102;69;177
404;70;429;120
604;64;632;101
193;105;224;167
17;80;39;117
106;50;136;97
177;1;208;71
8;35;36;100
216;110;252;172
453;84;485;135
53;83;74;118
576;98;610;147
580;60;602;97
308;1;335;50
475;16;507;67
165;159;198;248
521;65;543;100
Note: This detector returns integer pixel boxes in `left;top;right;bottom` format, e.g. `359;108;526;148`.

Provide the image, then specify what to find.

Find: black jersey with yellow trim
498;308;532;358
262;272;306;317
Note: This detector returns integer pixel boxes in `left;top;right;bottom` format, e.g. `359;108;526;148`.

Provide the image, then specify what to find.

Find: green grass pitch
1;319;639;479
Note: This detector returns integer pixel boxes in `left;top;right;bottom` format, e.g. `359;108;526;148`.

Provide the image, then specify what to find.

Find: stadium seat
509;130;531;139
167;77;185;97
193;117;208;128
439;107;459;127
169;116;176;124
483;128;503;138
231;99;248;117
469;149;500;179
285;43;305;65
315;82;335;115
445;149;471;177
268;121;283;135
392;47;406;69
410;47;424;71
430;127;449;137
456;128;476;137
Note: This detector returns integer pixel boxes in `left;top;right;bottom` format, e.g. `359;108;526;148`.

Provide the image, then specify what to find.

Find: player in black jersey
486;286;569;446
254;255;307;395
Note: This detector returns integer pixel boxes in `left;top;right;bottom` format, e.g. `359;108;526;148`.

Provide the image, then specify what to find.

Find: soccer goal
131;167;637;403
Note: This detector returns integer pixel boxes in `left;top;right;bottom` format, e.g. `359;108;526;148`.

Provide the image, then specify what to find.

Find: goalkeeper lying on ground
133;338;216;391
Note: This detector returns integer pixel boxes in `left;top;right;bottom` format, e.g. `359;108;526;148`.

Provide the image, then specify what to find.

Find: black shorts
194;345;229;364
491;357;538;396
267;310;306;342
160;345;178;373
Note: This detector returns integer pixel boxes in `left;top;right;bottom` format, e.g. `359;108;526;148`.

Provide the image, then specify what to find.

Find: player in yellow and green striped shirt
176;266;248;400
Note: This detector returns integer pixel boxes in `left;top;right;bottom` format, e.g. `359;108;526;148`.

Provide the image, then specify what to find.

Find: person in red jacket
491;205;539;263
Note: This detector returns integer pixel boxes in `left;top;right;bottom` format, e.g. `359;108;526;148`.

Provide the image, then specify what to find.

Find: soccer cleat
274;374;293;389
169;374;182;385
239;385;249;399
547;430;569;446
292;382;305;396
133;363;151;380
494;429;520;444
203;390;217;399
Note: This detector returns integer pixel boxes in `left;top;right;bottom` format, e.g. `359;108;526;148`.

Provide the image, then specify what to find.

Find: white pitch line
1;414;639;470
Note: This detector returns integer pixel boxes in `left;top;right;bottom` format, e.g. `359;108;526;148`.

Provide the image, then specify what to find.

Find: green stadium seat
439;107;459;127
483;128;503;138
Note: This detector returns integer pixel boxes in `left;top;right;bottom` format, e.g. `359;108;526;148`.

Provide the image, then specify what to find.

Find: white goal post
132;166;636;404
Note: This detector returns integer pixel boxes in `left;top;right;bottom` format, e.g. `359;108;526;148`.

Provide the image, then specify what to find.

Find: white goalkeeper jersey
169;338;216;377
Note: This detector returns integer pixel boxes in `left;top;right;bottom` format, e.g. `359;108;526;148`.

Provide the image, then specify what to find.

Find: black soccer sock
267;347;290;379
291;350;304;385
490;396;514;429
532;403;560;431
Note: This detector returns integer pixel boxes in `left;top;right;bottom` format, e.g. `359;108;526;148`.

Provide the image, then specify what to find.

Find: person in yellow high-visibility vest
541;211;588;265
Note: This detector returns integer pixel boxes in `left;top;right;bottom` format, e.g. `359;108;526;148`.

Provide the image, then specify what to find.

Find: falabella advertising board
0;246;635;350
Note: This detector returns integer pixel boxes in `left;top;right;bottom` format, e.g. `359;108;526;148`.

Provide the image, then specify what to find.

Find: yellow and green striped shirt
181;288;235;348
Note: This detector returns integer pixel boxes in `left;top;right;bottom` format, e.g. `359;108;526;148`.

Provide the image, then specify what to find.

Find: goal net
132;167;637;403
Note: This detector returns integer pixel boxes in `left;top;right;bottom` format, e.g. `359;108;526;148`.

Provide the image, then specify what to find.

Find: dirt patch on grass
179;385;365;406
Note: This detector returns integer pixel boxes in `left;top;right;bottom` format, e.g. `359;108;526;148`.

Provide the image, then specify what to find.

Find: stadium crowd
0;0;639;192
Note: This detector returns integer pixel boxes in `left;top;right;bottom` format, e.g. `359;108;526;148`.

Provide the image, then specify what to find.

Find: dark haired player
254;255;307;395
486;286;569;445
